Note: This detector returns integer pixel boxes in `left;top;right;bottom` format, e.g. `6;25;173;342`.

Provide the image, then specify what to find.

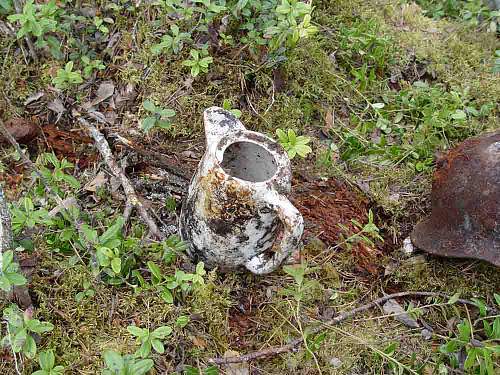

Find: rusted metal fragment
180;107;303;274
411;130;500;266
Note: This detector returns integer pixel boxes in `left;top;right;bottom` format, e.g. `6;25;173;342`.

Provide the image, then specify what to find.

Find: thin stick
208;291;498;365
4;321;22;375
77;117;164;240
0;119;99;271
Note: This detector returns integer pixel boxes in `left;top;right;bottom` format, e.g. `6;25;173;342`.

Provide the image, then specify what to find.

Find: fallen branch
77;117;163;240
208;291;498;365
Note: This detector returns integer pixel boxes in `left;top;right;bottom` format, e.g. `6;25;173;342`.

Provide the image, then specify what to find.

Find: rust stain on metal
411;130;500;266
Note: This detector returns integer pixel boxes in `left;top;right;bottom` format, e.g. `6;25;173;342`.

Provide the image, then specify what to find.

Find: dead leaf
0;118;39;144
114;83;137;110
382;299;419;328
83;81;115;109
48;99;66;123
190;336;207;349
24;91;45;106
84;172;108;192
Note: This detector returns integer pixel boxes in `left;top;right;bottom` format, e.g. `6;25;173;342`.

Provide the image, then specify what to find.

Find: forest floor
0;0;499;373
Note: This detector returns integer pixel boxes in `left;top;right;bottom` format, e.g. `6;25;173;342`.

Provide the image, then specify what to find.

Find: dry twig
208;291;498;365
77;117;164;239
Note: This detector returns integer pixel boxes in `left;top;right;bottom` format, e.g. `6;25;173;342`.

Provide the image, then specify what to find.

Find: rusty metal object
411;131;500;266
180;107;303;274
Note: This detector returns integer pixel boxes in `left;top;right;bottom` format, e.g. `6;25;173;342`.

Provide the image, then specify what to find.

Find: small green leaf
23;334;37;358
204;366;219;375
141;116;157;132
127;325;146;338
130;359;154;375
176;316;190;328
161;288;174;303
111;257;121;274
147;261;162;280
152;325;173;339
2;250;14;270
6;272;27;286
151;338;165;353
143;100;156;113
458;320;471;342
464;348;478;369
39;350;55;370
136;340;152;358
99;217;124;244
103;350;124;371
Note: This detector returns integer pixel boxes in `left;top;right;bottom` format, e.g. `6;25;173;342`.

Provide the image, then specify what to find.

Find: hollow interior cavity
221;141;277;182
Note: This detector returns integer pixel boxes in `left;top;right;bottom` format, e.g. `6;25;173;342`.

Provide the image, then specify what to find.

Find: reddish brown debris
291;177;383;274
291;178;369;246
0;118;40;144
41;124;95;167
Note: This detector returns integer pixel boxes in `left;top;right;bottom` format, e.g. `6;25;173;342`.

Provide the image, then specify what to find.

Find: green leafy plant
151;24;192;55
282;262;315;302
338;209;384;251
222;99;242;118
7;0;58;40
141;100;176;132
127;324;173;358
32;350;64;375
52;61;83;90
81;56;106;78
75;280;95;302
145;261;206;303
10;197;53;235
102;350;153;375
0;0;13;15
276;128;312;159
182;48;213;77
93;16;110;34
175;315;190;328
155;234;187;265
438;295;500;374
1;304;54;359
87;217;125;276
0;250;27;292
37;152;81;193
416;0;499;32
264;0;317;51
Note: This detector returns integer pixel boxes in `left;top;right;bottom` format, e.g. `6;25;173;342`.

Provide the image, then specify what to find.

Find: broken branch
77;117;164;240
208;291;498;365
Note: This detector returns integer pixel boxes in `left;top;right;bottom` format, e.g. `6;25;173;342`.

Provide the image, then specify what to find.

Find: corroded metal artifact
411;131;500;266
180;107;303;274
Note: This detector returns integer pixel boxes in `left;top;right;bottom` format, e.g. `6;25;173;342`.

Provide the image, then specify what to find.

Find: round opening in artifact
221;141;277;182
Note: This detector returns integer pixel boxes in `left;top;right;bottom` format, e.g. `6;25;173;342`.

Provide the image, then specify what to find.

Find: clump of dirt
291;177;370;246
